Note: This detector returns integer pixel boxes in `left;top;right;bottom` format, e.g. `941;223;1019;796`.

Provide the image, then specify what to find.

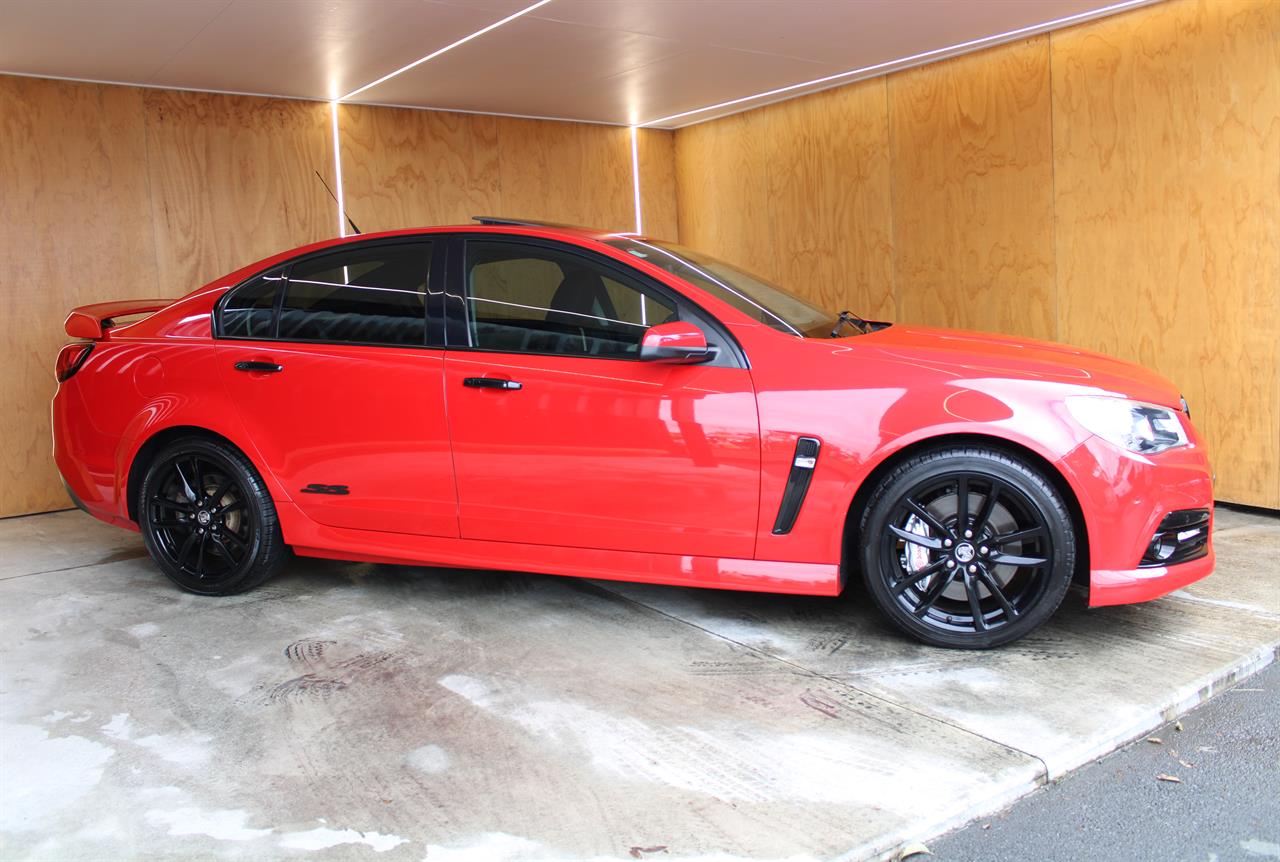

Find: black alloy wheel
859;446;1075;648
139;436;286;595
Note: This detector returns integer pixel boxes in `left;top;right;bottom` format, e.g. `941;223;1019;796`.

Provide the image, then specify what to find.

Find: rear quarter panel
54;296;294;526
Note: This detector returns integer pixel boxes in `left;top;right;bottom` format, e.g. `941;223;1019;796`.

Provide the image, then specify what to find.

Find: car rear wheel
859;446;1076;648
138;436;286;595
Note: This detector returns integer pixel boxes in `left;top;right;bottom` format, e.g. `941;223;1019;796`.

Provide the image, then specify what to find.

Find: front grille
1139;508;1211;567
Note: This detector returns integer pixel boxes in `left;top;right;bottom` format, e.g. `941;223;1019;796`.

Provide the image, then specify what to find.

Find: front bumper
1088;549;1215;607
1056;434;1215;607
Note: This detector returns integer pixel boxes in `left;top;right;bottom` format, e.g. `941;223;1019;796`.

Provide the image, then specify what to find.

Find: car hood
855;325;1182;408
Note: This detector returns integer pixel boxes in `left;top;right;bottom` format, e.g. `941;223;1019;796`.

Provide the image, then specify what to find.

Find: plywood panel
674;111;780;283
339;104;501;232
1052;0;1280;507
0;76;158;516
763;77;896;321
889;35;1056;340
144;90;335;294
637;128;679;241
669;2;1277;507
496;119;634;232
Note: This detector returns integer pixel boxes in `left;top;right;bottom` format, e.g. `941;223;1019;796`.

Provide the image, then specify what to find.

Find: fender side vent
772;437;821;535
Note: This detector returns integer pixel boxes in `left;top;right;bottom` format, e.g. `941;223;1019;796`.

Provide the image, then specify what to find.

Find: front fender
752;365;1096;566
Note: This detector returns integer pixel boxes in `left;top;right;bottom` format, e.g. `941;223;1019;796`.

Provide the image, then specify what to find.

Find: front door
216;239;458;537
442;237;760;559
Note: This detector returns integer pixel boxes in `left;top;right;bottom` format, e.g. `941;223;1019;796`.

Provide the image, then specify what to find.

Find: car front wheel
138;436;286;595
859;445;1076;648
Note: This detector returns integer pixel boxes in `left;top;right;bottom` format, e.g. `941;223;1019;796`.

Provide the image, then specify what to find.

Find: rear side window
279;242;433;347
221;269;283;338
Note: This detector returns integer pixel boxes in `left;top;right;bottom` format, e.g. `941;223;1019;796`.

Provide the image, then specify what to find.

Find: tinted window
465;242;675;357
278;242;432;346
221;269;283;338
604;238;838;338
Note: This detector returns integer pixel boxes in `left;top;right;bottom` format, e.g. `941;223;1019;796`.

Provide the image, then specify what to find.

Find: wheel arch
125;426;262;524
841;432;1090;590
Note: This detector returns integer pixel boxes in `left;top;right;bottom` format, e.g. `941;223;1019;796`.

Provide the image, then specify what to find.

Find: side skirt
278;502;841;597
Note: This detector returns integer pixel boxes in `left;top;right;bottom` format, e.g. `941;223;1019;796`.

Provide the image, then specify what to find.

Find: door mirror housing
639;321;713;364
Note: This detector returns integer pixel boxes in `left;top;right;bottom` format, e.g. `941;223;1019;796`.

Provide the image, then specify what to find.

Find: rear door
441;236;761;559
216;239;458;537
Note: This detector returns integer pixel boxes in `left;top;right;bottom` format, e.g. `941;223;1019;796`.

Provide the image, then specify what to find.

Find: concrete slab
1;538;1038;862
0;505;1275;861
604;508;1280;779
0;509;144;581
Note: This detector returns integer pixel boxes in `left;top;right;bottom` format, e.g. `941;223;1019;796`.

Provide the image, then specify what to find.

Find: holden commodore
52;218;1214;647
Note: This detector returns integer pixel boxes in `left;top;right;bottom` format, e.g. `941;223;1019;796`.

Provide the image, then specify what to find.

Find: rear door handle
463;376;522;391
234;360;283;373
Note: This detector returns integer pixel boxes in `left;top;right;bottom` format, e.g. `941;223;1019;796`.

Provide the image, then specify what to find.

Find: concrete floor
1;506;1276;862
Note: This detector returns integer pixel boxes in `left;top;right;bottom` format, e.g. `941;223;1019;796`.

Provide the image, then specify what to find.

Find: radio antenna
314;170;361;235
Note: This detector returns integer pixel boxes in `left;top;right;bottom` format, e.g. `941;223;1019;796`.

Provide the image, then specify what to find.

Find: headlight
1066;396;1190;455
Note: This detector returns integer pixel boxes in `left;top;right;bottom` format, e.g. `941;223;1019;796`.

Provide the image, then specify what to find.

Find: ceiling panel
0;0;230;83
0;0;1156;125
152;0;533;100
531;0;1118;66
355;15;838;124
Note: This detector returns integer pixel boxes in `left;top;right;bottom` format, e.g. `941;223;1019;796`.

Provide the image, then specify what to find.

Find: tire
138;435;287;595
858;446;1076;649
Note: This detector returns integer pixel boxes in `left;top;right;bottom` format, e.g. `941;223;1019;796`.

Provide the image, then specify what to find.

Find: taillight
56;343;94;382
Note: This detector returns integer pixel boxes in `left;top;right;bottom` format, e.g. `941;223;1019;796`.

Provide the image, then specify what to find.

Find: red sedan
52;219;1214;647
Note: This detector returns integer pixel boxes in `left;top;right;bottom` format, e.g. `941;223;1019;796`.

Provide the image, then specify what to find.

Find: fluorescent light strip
340;0;554;102
330;101;347;237
641;0;1153;127
630;126;643;235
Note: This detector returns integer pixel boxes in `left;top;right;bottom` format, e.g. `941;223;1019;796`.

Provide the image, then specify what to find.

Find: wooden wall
1050;0;1279;510
890;35;1057;341
0;78;674;517
337;107;679;239
673;0;1280;509
1;78;161;518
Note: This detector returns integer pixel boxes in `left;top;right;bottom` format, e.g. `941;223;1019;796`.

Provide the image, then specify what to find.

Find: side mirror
639;321;713;364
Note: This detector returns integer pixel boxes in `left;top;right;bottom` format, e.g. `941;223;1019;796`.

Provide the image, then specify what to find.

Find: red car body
53;224;1214;608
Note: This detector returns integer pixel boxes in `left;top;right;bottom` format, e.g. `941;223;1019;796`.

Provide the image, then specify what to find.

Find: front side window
464;241;676;357
278;242;433;347
604;238;845;338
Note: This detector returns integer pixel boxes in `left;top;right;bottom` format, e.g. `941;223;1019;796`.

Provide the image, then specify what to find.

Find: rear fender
116;398;294;526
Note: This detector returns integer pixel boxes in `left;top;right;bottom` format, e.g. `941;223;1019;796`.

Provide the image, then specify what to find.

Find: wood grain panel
496;119;633;232
674;111;780;283
763;77;895;321
144;90;335;294
637;128;679;240
0;76;158;516
339;104;501;232
1052;0;1280;507
889;35;1056;340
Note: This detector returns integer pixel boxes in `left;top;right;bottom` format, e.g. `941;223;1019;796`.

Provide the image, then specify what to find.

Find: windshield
604;238;852;338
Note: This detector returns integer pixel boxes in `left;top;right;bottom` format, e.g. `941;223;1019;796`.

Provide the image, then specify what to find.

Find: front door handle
463;376;522;391
234;360;283;373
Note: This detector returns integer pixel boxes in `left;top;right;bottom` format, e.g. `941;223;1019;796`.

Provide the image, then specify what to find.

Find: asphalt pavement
930;660;1280;862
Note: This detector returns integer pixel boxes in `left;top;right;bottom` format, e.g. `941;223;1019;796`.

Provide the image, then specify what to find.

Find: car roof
337;217;633;245
196;219;644;297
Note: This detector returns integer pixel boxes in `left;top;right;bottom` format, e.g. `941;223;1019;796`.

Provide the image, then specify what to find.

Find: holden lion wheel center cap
196;510;212;526
953;542;976;563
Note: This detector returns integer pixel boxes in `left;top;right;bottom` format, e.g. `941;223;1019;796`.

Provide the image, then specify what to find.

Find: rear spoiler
64;299;171;340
